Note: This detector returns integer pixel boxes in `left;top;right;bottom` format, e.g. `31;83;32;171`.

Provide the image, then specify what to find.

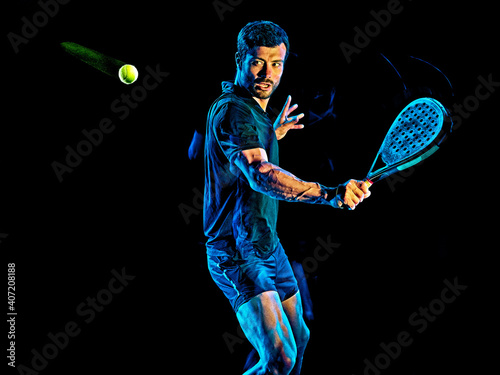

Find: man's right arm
234;147;370;210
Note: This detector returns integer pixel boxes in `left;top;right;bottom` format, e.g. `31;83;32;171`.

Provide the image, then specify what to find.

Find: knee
266;341;297;375
303;325;311;346
296;324;310;350
266;326;310;374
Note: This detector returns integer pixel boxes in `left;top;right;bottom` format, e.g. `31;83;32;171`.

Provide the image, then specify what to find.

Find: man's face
236;43;287;101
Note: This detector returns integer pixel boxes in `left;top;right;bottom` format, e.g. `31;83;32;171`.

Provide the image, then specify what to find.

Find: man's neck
252;97;269;112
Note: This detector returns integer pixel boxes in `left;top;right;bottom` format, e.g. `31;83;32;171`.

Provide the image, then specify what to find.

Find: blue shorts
207;243;299;313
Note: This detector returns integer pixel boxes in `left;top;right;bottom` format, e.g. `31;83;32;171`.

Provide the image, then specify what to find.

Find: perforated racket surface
366;97;451;184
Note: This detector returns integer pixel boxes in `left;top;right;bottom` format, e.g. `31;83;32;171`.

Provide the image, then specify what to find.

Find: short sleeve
215;102;265;165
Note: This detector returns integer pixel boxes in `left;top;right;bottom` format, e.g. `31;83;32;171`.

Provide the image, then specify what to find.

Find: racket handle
364;178;373;187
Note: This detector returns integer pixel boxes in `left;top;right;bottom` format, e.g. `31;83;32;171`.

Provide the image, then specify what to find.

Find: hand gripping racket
365;97;452;187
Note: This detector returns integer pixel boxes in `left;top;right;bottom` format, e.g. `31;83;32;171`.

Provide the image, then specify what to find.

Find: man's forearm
247;161;338;206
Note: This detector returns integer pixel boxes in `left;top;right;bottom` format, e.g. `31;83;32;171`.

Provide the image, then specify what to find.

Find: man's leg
282;291;310;375
237;291;298;375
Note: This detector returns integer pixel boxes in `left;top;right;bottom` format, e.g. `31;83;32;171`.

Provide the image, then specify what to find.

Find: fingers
280;95;292;121
286;112;305;126
360;181;371;198
342;179;371;210
280;96;302;121
288;103;299;116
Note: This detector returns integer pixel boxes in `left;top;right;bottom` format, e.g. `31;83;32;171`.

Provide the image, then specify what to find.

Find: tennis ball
118;64;138;84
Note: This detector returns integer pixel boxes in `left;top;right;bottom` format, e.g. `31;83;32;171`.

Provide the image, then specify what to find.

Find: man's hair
237;20;290;62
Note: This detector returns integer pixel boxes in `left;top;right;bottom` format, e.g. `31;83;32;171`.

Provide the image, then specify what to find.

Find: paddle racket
364;97;452;187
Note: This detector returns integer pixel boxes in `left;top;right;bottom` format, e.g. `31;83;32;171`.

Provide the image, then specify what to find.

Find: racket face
380;98;445;165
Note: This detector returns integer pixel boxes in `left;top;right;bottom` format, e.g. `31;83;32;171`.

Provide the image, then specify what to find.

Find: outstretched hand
274;95;305;140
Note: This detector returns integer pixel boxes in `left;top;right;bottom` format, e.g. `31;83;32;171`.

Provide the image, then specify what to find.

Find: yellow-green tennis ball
118;64;138;84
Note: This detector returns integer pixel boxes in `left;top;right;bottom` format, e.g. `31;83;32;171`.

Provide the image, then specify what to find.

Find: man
204;21;371;375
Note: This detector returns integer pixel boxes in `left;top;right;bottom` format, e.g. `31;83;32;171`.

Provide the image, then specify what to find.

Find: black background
3;0;497;374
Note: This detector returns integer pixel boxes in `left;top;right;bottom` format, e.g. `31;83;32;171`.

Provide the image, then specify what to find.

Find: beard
249;79;279;99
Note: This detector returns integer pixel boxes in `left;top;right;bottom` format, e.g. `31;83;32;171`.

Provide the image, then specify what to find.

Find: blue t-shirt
204;81;280;259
